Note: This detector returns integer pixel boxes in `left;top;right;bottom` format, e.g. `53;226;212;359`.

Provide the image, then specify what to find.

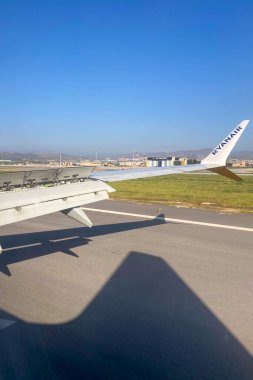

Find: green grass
110;174;253;213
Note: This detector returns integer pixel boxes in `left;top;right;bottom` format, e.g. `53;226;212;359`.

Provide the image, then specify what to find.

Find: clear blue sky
1;0;252;154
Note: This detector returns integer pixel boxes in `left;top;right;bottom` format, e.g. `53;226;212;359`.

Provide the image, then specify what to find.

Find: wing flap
0;167;94;190
0;180;115;226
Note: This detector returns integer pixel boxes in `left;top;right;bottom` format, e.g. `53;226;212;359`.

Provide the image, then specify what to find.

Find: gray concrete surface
0;200;253;379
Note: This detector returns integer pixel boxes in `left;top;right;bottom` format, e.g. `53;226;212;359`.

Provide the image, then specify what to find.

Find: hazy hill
1;150;253;161
146;149;253;160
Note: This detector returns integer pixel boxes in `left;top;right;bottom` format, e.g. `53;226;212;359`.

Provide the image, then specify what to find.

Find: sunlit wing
0;120;249;251
92;120;249;182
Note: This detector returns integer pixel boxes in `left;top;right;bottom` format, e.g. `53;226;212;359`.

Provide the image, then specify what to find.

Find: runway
0;200;253;379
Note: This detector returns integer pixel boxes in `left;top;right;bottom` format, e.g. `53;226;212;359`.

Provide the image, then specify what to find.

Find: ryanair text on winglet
211;126;242;155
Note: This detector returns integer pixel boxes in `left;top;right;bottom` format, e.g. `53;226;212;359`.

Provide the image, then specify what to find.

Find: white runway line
82;208;253;232
0;319;16;331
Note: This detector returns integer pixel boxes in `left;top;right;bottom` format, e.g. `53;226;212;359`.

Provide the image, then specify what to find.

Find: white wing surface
92;120;249;182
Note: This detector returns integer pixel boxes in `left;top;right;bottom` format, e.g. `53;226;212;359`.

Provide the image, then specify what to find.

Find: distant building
232;160;247;168
117;160;134;167
229;159;253;168
146;157;187;167
79;160;100;167
117;160;144;167
187;159;201;165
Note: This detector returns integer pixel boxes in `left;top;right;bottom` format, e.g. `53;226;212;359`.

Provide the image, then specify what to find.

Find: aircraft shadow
0;251;253;379
0;214;166;276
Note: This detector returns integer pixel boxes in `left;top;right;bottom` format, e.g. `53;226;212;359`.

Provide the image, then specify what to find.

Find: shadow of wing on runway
0;237;90;276
1;252;253;379
0;214;166;275
1;213;166;248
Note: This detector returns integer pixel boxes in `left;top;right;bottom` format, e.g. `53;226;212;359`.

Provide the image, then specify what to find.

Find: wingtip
241;120;250;127
202;120;249;166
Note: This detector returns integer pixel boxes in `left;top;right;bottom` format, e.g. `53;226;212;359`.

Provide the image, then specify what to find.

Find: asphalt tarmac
0;200;253;379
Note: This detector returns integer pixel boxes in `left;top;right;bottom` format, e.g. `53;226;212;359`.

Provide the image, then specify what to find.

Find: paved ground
0;200;253;379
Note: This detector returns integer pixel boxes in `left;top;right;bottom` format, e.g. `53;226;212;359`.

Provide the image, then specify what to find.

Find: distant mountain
0;152;78;161
229;151;253;160
115;149;253;160
145;149;253;160
1;149;253;161
145;149;210;159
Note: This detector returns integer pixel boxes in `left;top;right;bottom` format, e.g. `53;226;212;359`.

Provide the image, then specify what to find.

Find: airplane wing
0;167;115;230
92;120;249;182
0;120;249;249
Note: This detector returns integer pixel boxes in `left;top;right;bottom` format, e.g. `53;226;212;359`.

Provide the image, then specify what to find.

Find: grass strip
110;174;253;213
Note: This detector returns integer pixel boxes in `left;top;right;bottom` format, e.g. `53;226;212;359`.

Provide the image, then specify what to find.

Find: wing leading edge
92;120;249;182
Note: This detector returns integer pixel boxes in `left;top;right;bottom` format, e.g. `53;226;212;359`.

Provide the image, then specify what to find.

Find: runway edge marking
82;208;253;232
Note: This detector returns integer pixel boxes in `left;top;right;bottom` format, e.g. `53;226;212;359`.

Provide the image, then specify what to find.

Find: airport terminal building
146;157;187;167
